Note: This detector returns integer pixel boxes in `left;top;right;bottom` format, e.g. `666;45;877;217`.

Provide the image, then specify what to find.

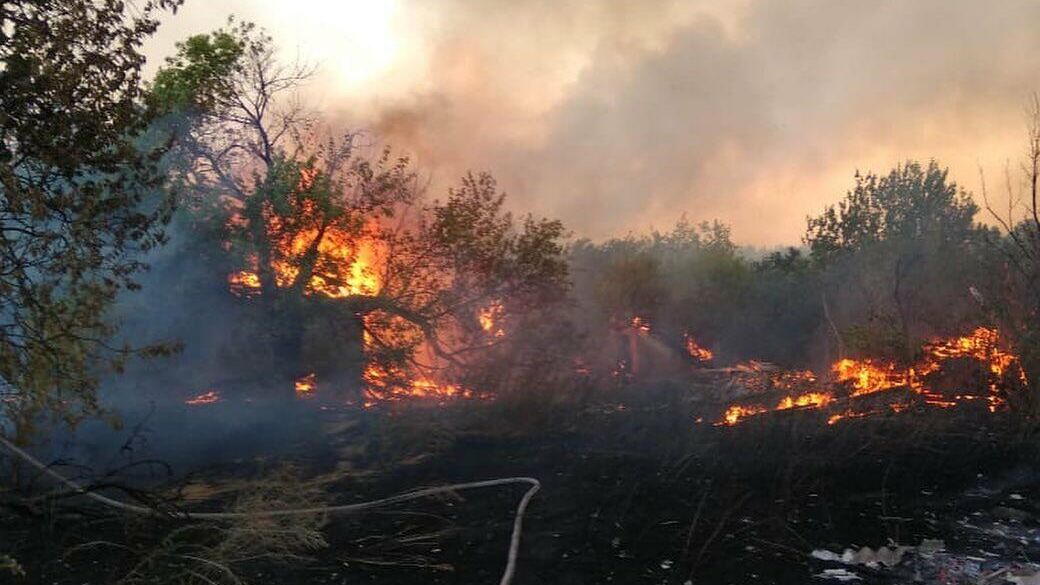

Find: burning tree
157;22;570;398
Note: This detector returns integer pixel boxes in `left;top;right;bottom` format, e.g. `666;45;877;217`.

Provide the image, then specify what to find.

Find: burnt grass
3;384;1040;585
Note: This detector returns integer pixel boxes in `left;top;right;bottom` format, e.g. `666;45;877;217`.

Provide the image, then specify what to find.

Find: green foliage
427;172;570;310
806;160;978;263
570;218;772;364
150;21;248;113
230;145;414;297
572;217;742;325
736;248;822;364
804;161;988;360
417;173;573;393
0;0;181;439
570;159;994;369
596;251;665;320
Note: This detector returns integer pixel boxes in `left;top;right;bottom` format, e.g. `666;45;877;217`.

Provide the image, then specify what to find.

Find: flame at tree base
361;363;483;407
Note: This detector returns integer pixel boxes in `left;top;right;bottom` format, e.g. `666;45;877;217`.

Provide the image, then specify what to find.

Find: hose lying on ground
0;435;539;585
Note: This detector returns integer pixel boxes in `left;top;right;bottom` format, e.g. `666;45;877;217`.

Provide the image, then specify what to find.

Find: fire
771;369;818;391
185;390;221;406
920;326;1029;395
716;327;1028;426
228;270;261;296
229;227;382;299
721;404;767;425
479;301;506;338
684;334;714;364
361;362;475;405
226;193;472;403
295;373;316;397
776;392;832;410
719;390;833;425
826;410;875;425
289;229;381;298
833;358;907;396
630;316;651;335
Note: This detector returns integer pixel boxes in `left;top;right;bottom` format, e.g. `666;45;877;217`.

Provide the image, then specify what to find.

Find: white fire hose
0;435;539;585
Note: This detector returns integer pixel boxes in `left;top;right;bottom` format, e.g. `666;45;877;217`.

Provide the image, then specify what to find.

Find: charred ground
4;385;1039;585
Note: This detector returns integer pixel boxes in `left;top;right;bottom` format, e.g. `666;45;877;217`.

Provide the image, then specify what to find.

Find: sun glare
268;0;402;90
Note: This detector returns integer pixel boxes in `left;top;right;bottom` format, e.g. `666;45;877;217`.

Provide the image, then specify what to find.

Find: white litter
815;568;862;581
811;539;945;569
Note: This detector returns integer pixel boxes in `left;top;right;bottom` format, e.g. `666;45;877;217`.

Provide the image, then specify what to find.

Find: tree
0;0;181;439
806;161;978;262
568;219;753;370
805;161;986;360
159;23;570;394
979;94;1040;392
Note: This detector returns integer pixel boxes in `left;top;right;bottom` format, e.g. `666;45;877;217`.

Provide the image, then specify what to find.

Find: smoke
144;0;1040;245
50;0;1040;469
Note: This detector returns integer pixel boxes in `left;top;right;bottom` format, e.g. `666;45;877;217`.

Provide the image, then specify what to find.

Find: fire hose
0;435;539;585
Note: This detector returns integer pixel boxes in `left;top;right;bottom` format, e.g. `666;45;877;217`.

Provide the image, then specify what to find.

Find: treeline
568;160;1040;383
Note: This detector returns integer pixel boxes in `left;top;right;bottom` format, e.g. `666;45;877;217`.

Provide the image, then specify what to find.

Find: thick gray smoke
144;0;1040;242
145;1;1040;244
365;0;1040;244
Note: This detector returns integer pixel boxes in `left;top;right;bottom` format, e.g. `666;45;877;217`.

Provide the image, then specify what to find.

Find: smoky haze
144;0;1040;245
29;0;1036;484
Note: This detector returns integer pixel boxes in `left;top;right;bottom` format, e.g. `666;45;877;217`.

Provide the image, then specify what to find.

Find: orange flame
226;201;474;403
833;358;907;396
717;327;1027;426
295;373;316;397
185;390;221;406
230;227;382;300
479;301;506;338
227;270;261;296
361;361;476;405
721;404;768;425
684;334;714;364
776;392;832;410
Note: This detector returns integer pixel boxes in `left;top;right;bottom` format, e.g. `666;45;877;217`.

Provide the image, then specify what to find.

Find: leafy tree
150;26;245;113
568;219;752;365
0;0;181;439
806;161;978;262
805;161;986;360
739;248;821;365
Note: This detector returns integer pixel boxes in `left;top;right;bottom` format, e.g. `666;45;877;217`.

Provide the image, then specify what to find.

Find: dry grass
67;465;330;585
0;553;24;577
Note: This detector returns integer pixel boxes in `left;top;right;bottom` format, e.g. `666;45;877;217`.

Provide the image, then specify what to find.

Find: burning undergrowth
166;200;1029;433
712;326;1028;427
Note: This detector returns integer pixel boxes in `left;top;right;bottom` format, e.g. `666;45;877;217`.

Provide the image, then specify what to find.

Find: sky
144;0;1040;246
